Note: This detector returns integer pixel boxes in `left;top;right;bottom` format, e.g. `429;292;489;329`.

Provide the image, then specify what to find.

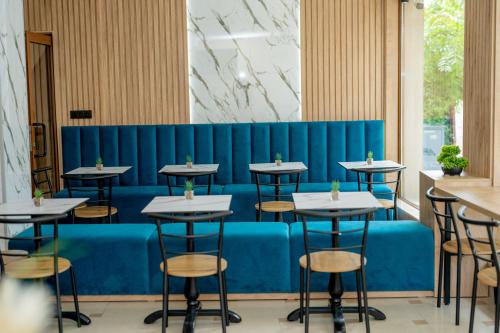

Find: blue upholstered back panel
61;121;385;186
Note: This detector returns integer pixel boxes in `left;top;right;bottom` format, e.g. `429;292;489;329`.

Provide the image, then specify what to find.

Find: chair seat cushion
299;251;366;273
290;220;434;292
161;255;228;278
10;224;156;295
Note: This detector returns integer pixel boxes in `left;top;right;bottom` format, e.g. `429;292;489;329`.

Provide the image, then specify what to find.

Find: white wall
0;0;31;243
401;2;424;206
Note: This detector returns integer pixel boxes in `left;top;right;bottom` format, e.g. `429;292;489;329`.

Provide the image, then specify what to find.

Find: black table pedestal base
287;305;386;332
61;311;92;325
144;306;241;333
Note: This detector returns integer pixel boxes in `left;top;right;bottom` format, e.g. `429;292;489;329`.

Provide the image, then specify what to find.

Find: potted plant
186;154;193;169
184;181;194;200
33;188;44;207
275;152;282;166
437;145;469;176
96;157;104;170
331;181;340;201
366;151;374;165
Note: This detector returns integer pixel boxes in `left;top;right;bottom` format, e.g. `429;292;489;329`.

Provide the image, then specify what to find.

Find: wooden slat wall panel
463;0;496;178
24;0;189;127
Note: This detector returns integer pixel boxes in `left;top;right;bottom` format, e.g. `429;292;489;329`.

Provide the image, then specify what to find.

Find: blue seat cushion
148;222;291;293
55;185;223;223
10;224;156;295
289;220;434;292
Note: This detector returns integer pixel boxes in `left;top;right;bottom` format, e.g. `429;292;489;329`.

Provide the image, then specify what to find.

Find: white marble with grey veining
188;0;301;123
159;164;219;174
338;160;404;170
249;161;307;172
0;198;89;216
142;195;232;214
292;192;383;210
0;0;31;237
66;166;132;175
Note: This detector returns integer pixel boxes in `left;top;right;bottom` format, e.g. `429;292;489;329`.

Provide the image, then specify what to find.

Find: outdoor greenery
436;145;469;170
424;0;464;144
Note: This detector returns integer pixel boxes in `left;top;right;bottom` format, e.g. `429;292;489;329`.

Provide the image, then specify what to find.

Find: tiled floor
49;297;496;333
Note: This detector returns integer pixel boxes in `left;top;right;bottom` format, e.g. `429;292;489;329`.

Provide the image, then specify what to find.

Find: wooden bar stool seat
477;267;497;287
160;254;228;278
254;201;295;213
74;206;118;219
299;251;367;273
443;238;500;255
5;256;72;279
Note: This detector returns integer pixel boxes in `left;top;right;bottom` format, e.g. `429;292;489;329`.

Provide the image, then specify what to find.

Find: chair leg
222;271;229;326
162;272;169;333
54;273;64;333
305;268;311;333
217;272;227;333
386;209;390;221
356;270;362;322
361;267;370;333
437;244;444;308
69;267;81;327
456;254;462;326
394;205;399;220
495;287;500;333
299;266;304;324
469;272;478;333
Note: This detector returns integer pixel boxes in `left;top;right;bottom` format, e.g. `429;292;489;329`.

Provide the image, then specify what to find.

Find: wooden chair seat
478;267;498;287
299;251;367;273
5;256;71;279
74;206;118;218
378;199;394;209
160;254;228;278
443;238;500;255
255;201;295;213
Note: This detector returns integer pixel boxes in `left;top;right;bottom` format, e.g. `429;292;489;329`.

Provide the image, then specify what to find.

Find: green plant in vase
275;152;282;166
33;188;44;207
437;145;469;176
186;154;193;168
366;151;374;165
184;180;194;200
331;181;341;201
96;157;104;170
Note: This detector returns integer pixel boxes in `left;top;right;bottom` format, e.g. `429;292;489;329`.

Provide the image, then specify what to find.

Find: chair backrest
252;169;304;204
354;166;406;199
148;211;233;272
32;166;54;197
61;174;115;211
457;206;500;277
0;214;66;277
294;208;378;268
426;187;462;249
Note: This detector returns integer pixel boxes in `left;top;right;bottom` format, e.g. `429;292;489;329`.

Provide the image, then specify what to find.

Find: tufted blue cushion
289;220;434;292
147;222;291;293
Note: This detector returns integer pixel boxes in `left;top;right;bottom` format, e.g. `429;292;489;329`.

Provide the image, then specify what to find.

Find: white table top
249;162;308;172
338;160;403;170
66;166;132;175
142;195;232;214
0;198;89;216
293;192;383;210
159;164;219;174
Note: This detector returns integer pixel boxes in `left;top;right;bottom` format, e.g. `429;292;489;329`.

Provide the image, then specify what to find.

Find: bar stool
0;214;81;333
62;174;118;223
32;166;54;197
458;206;500;333
354;166;405;220
149;210;232;333
294;207;377;333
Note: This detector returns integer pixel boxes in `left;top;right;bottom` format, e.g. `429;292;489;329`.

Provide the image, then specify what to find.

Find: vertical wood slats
24;0;189;127
301;0;396;122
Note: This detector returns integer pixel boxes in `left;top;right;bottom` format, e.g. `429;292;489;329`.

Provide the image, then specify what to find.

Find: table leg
208;174;212;195
444;204;452;305
275;175;281;222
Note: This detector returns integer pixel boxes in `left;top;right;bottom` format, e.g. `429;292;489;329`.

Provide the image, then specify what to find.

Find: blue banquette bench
59;120;391;222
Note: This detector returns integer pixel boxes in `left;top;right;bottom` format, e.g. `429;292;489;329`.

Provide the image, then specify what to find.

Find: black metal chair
0;214;81;333
353;166;405;220
458;206;500;333
61;174;118;223
32;166;54;197
294;207;377;333
427;187;463;325
149;210;233;333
